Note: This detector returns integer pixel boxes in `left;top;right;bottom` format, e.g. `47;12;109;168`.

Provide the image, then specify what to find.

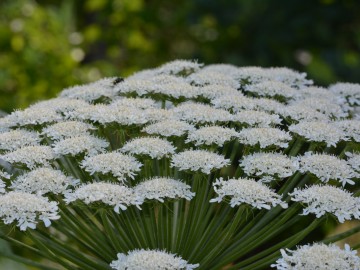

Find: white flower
238;128;292;148
172;103;233;124
142;120;195;137
29;98;90;113
263;67;313;88
59;77;116;101
290;185;360;223
236;67;270;84
65;183;143;213
197;85;239;100
2;146;56;169
244;81;297;99
80;152;142;182
346;152;360;172
134;177;195;202
0;192;59;231
279;105;329;122
186;70;240;89
0;129;40;151
289;121;346;147
334;120;360;142
110;249;199;270
240;152;299;181
272;243;360;270
156;59;203;75
70;104;148;126
121;137;176;159
10;167;77;195
232;110;282;127
201;63;239;76
144;108;175;123
210;177;288;209
298;152;357;186
0;170;10;180
152;82;201;99
290;98;347;119
52;135;109;156
329;82;360;106
110;97;158;110
0;115;14;131
186;126;238;146
7;107;62;127
42;121;96;141
114;79;154;96
295;86;339;102
147;74;188;85
211;94;256;112
253;98;286;113
171;150;230;174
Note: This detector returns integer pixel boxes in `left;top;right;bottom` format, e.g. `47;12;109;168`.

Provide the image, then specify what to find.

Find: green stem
323;224;360;244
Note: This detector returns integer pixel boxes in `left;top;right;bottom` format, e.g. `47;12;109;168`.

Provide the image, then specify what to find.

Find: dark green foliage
0;0;359;112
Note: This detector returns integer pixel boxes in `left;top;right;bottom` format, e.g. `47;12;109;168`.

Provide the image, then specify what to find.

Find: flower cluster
110;249;199;270
272;243;360;270
211;177;288;209
0;59;359;270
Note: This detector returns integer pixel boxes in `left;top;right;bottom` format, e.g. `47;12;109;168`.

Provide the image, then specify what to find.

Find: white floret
210;177;288;209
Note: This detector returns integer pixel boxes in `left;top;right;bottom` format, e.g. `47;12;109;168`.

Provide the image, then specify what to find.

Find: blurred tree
0;0;359;112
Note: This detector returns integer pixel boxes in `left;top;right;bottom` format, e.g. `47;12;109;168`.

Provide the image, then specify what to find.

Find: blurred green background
0;0;359;113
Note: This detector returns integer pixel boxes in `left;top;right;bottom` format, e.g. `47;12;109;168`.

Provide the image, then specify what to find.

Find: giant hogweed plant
0;60;359;269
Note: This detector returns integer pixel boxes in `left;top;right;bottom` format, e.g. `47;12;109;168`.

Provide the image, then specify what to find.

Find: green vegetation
0;0;359;111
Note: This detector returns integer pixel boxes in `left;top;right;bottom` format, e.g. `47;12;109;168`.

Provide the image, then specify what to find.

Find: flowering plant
0;60;359;269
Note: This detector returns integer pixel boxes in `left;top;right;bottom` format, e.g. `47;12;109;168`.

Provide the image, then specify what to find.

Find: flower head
298;152;358;186
240;152;299;182
80;152;142;182
52;135;109;156
334;120;360;142
142;120;195;137
232;110;282;127
156;59;202;75
290;185;360;223
10;167;77;195
8;107;62;127
329;82;360;106
0;192;59;230
64;183;143;213
135;177;195;202
210;177;288;209
198;85;239;100
29;98;90;114
211;94;256;112
171;150;230;174
110;97;158;110
59;77;116;101
172;103;233;124
289;121;346;147
244;81;297;99
291;98;347;119
2;146;56;169
272;243;360;270
42;121;96;141
110;249;199;270
238;128;292;148
346;152;360;173
121;137;176;159
187;70;240;89
279;105;329;122
0;129;40;151
186;126;238;146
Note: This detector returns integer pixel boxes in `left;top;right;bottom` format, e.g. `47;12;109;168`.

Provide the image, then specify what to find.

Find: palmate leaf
0;60;359;270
